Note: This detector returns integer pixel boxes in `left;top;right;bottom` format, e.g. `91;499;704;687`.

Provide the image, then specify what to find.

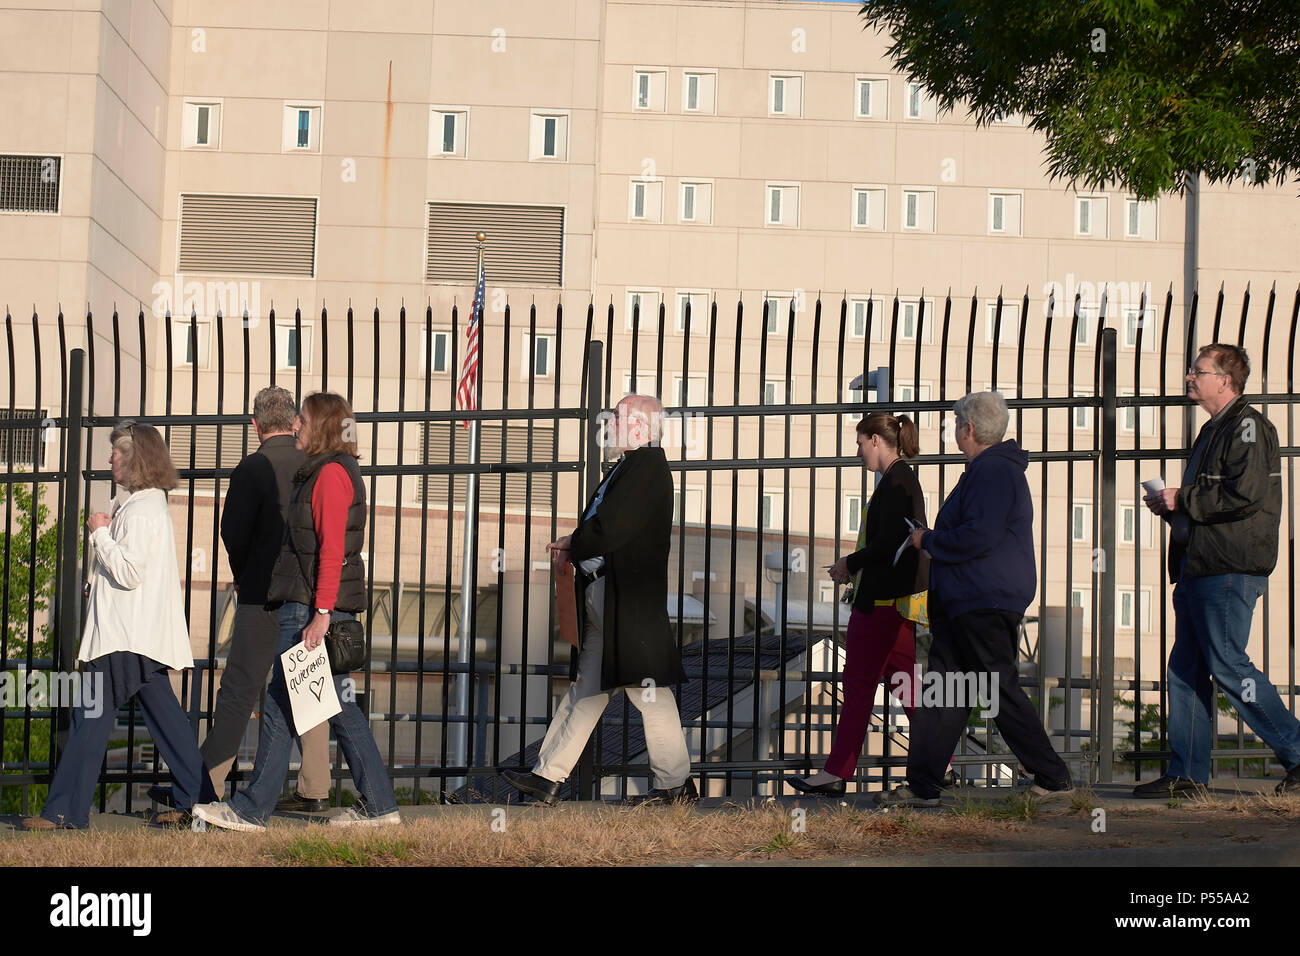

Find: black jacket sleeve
220;456;258;585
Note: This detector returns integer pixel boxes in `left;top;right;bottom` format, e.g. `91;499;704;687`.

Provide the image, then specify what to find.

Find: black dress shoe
629;778;700;806
275;791;330;812
1132;775;1207;799
1276;764;1300;795
787;775;846;797
147;784;177;808
503;770;562;806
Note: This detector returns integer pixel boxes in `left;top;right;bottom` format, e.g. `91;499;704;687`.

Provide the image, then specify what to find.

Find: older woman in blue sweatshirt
877;391;1073;806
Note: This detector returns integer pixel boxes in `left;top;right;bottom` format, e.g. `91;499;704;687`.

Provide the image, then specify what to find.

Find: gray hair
252;385;296;433
953;391;1009;446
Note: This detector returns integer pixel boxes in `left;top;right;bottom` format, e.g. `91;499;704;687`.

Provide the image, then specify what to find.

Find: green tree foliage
2;481;63;814
4;481;60;659
859;0;1300;197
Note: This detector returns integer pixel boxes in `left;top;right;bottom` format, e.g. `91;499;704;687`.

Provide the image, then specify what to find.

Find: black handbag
289;539;368;674
325;618;367;674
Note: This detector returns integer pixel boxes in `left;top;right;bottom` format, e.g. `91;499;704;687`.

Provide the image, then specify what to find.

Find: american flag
457;254;485;428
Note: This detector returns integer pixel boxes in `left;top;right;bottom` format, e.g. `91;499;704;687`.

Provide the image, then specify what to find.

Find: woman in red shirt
193;393;400;830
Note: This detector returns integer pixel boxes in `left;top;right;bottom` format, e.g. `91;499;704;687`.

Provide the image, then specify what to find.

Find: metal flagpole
451;232;485;792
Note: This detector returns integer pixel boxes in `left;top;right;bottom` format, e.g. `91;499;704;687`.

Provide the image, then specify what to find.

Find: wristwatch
316;607;331;617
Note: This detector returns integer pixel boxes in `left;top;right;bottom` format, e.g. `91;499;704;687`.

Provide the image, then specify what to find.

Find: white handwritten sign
281;640;340;734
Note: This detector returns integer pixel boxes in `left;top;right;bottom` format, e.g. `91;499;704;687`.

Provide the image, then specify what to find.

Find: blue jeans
228;604;397;825
1168;574;1300;782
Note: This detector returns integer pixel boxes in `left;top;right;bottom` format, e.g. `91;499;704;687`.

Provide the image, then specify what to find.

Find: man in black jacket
190;387;330;806
504;394;694;805
1139;344;1300;797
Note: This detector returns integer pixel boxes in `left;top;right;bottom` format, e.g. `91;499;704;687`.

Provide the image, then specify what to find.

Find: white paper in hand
895;517;923;566
282;640;341;735
1141;476;1165;496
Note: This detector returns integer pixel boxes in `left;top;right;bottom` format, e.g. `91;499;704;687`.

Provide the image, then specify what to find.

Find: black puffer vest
267;453;368;611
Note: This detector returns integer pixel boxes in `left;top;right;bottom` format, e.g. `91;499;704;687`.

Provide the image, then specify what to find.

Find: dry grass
3;792;1297;867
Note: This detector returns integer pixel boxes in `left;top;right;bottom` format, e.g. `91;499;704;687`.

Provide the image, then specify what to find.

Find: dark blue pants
906;602;1072;799
40;657;212;828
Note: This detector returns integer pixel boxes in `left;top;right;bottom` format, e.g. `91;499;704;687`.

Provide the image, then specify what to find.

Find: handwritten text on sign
281;640;341;734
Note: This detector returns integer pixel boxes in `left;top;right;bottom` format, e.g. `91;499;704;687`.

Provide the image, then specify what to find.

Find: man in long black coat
504;394;694;804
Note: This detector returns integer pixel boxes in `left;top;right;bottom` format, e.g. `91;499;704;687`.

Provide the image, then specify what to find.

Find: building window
282;104;322;152
769;74;802;116
985;301;1021;345
682;71;717;113
1075;196;1107;237
1120;589;1152;630
679;180;713;224
1120;390;1158;435
764;295;795;337
425;201;563;286
530;112;569;161
419;328;451;374
1125;198;1157;240
0;409;46;468
675;291;710;333
899;300;935;343
629;179;664;222
1072;393;1092;429
275;323;313;372
761;492;783;531
183;102;221;149
849;297;886;341
989;192;1022;235
1071;502;1090;543
520;331;556;378
896;382;933;428
902;189;935;231
766;184;800;227
852;186;886;230
633;70;667;111
0;154;61;213
763;380;789;405
430;109;468;157
845;494;863;535
1074;307;1092;345
844;385;865;423
855;77;887;119
904;81;935;120
1123;306;1156;350
626;289;662;331
672;374;708;407
173;320;211;368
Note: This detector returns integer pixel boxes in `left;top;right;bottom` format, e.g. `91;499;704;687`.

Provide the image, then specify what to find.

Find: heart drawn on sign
310;678;326;702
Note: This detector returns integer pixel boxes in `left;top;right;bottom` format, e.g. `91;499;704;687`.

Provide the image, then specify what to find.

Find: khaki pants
532;577;691;790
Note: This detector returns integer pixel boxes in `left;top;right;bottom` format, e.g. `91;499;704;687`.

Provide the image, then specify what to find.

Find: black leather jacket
1168;396;1281;583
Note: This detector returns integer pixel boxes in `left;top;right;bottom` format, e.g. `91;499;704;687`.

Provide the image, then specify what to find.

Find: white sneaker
328;806;402;828
874;784;940;808
191;802;266;833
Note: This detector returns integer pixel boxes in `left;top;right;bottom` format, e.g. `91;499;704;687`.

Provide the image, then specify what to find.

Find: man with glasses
503;394;695;805
1139;344;1300;797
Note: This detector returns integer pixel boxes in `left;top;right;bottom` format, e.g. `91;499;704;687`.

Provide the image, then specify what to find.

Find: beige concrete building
3;0;1299;790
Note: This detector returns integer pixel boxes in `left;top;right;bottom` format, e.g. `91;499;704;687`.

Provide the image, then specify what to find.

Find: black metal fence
3;282;1299;812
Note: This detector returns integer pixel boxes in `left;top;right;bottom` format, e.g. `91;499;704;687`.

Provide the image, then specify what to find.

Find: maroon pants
824;604;917;779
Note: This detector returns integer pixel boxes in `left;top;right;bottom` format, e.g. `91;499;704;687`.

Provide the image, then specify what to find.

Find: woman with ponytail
788;413;929;796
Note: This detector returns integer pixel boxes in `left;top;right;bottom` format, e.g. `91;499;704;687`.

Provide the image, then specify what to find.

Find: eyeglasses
1187;366;1225;378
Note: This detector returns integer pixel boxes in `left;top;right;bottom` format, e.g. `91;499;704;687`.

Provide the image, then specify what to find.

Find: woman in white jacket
24;422;214;829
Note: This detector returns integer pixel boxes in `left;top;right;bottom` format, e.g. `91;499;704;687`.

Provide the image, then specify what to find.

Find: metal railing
2;282;1299;811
